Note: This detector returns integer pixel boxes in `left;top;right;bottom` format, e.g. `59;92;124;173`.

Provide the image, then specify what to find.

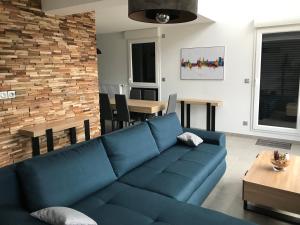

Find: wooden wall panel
0;0;100;167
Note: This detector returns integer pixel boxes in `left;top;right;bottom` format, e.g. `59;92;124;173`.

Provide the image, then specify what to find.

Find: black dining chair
99;93;117;134
166;93;177;114
129;88;143;120
130;89;142;100
144;90;157;101
115;94;135;128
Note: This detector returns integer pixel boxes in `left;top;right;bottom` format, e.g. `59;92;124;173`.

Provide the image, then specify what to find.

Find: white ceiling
42;0;213;34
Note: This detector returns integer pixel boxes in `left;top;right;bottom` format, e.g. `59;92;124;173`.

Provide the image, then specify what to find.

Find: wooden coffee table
243;151;300;223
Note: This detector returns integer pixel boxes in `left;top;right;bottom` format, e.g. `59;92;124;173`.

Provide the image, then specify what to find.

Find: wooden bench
19;117;91;156
177;98;223;131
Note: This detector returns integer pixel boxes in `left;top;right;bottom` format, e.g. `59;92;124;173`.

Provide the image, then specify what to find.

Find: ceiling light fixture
128;0;198;24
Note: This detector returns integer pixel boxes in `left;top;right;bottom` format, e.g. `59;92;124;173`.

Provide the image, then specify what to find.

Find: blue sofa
0;113;256;225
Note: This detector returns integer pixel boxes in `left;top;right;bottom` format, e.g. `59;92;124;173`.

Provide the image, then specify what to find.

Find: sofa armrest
182;128;226;147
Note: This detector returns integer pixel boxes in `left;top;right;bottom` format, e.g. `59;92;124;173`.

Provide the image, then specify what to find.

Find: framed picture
180;46;225;80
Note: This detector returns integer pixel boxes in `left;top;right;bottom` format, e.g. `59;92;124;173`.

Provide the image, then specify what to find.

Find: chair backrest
100;93;113;120
144;90;157;101
115;94;130;122
130;89;142;100
166;93;177;114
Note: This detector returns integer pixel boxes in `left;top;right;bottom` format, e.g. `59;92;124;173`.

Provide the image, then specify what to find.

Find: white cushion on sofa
31;207;97;225
177;132;203;147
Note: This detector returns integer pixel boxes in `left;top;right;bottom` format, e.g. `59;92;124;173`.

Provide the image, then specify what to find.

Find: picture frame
180;46;225;80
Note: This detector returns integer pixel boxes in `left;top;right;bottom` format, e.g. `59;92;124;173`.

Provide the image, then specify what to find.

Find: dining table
109;98;166;116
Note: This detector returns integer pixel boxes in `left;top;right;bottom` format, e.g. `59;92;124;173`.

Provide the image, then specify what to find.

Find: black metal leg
119;121;123;129
84;119;90;141
244;201;300;224
141;114;147;121
243;200;248;210
101;119;106;135
211;106;216;131
206;103;211;131
31;137;40;157
69;127;77;144
46;128;54;152
181;101;185;127
111;120;115;131
186;104;191;128
158;111;163;116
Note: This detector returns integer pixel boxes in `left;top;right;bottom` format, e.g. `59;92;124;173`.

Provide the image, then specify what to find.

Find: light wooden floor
202;134;300;225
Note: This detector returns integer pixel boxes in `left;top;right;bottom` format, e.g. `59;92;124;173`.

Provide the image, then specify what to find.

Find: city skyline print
180;46;225;80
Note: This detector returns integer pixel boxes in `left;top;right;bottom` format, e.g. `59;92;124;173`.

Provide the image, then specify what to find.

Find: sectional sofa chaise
0;113;256;225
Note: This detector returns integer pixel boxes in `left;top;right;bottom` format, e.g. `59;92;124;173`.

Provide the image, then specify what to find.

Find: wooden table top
244;151;300;194
177;98;223;107
110;98;166;114
19;116;90;138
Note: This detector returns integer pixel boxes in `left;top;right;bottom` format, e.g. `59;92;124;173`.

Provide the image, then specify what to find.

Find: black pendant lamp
128;0;198;24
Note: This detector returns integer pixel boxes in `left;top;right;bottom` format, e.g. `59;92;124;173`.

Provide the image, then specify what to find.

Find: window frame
128;38;161;89
252;25;300;136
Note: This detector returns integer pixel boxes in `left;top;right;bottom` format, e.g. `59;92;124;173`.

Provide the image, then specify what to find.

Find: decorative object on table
271;150;290;171
180;46;225;80
31;207;97;225
177;132;203;147
128;0;198;24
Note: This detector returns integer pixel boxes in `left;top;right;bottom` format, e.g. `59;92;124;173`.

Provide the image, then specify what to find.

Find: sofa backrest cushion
102;123;160;177
17;139;117;212
148;113;183;152
0;165;21;207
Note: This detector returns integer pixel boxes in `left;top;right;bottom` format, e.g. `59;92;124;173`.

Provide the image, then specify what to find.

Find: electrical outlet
0;91;8;100
162;77;166;82
243;121;248;126
7;91;16;99
162;34;166;38
244;78;250;84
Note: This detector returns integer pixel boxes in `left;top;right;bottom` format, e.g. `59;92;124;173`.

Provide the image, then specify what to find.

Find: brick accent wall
0;0;100;167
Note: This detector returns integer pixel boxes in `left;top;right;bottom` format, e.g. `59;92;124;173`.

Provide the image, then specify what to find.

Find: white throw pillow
177;132;203;147
31;207;97;225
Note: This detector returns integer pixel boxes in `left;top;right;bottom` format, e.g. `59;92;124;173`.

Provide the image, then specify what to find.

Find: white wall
97;32;128;86
160;22;255;135
96;0;300;141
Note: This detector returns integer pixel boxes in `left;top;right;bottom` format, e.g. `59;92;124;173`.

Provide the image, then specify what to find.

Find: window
131;42;156;83
128;39;160;89
253;28;300;134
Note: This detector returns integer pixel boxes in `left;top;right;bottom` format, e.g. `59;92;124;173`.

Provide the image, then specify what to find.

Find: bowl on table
271;158;290;171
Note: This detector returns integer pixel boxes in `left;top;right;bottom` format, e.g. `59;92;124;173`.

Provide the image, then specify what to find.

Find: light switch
0;91;8;100
7;91;16;99
243;121;248;126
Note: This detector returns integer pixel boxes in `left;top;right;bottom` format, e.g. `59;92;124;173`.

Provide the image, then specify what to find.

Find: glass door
253;28;300;134
128;38;161;100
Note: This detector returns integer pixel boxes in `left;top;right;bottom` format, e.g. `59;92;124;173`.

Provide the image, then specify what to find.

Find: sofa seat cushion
0;206;47;225
120;143;226;202
17;139;117;212
102;123;160;177
148;113;183;152
71;182;255;225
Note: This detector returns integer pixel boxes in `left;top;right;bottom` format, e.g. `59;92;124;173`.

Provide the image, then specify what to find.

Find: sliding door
253;27;300;135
